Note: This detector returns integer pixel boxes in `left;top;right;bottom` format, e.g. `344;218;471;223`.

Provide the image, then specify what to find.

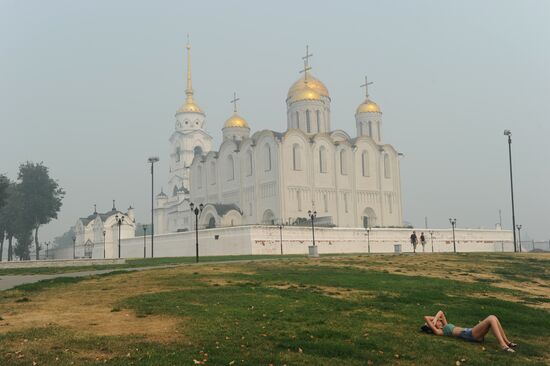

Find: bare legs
471;315;512;348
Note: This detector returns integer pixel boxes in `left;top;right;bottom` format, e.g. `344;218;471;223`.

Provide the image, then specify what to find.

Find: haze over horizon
1;0;549;243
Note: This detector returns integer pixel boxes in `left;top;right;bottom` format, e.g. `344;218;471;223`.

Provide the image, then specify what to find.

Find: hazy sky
1;0;549;243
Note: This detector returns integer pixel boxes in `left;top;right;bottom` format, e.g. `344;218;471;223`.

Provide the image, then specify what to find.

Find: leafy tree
0;183;23;261
14;229;32;260
0;174;10;261
17;162;65;260
52;227;76;248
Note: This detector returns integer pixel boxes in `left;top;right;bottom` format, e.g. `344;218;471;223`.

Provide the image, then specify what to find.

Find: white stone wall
58;226;515;259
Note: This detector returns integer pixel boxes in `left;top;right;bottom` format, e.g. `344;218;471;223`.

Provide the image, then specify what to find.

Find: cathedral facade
154;44;403;234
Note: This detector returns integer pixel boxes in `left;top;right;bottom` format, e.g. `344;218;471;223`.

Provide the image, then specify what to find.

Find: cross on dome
299;45;313;83
230;92;240;113
360;76;374;98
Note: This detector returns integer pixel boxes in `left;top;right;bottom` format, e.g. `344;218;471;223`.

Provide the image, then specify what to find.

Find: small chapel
154;43;403;233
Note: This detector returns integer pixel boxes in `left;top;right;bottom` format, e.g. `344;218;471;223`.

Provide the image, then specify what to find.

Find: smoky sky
1;0;549;243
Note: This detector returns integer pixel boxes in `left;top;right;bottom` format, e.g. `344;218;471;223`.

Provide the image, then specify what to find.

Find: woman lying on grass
422;310;517;352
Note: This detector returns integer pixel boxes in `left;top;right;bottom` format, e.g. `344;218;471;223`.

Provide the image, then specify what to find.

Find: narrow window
384;154;391;178
359;123;363;136
297;190;302;211
265;144;271;171
361;151;369;177
323;193;328;212
316;110;321;132
295;111;300;129
292;144;301;170
368;121;372;137
227;155;235;181
246;151;253;176
306;110;311;133
319;146;327;173
340;150;347;175
378;121;381;141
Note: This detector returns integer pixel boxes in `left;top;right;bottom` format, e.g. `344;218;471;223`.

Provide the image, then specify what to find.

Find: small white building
74;203;135;258
155;43;403;233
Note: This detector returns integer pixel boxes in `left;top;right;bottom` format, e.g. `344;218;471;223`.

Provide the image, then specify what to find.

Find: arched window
210;162;216;185
227;155;235;181
175;146;181;162
295;111;300;129
316;110;321;132
292;144;302;171
340;150;347;175
368;121;372;137
173;185;178;196
264;144;271;171
384;153;391;178
246;150;253;176
197;165;203;188
319;146;327;173
306;110;311;133
194;146;203;156
361;151;369;177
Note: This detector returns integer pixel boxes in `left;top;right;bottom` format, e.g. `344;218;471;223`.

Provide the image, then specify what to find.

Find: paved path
0;266;177;292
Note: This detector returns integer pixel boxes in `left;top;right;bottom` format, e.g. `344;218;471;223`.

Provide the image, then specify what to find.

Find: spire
185;34;193;101
112;199;116;211
176;35;203;114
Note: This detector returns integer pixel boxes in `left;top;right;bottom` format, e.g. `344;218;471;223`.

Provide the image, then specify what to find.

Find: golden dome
356;99;381;114
224;113;249;128
177;99;203;114
287;85;322;104
287;74;329;99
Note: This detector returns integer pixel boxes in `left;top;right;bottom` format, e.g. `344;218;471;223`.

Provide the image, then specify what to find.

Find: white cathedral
154;43;403;234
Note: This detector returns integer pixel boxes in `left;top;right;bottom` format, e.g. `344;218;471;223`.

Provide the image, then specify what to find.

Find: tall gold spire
177;34;203;114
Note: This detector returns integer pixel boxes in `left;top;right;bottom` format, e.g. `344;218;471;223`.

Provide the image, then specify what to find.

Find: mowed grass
0;253;549;365
0;255;300;275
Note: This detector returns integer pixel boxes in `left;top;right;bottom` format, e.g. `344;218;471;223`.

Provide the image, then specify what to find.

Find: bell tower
168;37;213;196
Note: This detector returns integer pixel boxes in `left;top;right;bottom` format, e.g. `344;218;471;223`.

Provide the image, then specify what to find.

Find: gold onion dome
177;98;203;114
224;113;249;128
356;99;381;114
287;74;329;102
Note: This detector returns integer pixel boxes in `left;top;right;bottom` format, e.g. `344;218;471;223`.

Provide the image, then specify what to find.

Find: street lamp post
504;130;517;252
102;230;106;258
449;218;457;253
516;224;522;253
278;224;283;255
45;241;50;259
307;210;318;257
72;235;76;259
190;202;204;263
115;214;125;259
366;227;371;254
429;231;434;253
143;225;147;258
148;156;159;257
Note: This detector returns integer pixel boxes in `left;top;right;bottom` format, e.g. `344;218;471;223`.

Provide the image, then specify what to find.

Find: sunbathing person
422;310;517;352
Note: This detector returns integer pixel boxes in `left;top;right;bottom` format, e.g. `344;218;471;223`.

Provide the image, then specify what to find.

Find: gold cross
360;76;374;98
230;92;240;113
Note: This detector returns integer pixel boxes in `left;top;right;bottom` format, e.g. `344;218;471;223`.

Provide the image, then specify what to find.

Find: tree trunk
0;233;4;261
35;226;40;260
8;235;13;261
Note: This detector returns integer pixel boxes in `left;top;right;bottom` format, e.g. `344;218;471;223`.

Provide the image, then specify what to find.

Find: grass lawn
0;255;301;275
0;253;549;365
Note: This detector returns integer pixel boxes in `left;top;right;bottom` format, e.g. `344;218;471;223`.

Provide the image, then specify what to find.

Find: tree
0;174;10;261
52;227;76;248
0;183;23;261
17;162;65;260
